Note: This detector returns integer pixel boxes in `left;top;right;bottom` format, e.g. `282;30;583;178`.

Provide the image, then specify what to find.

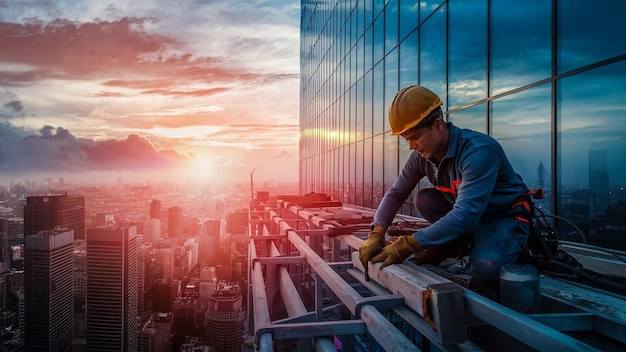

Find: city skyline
0;1;301;185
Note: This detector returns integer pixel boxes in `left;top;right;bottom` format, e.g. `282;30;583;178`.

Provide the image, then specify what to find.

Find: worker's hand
371;235;421;269
359;225;386;281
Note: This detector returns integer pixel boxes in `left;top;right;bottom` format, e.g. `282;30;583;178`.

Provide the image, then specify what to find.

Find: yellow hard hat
389;85;443;135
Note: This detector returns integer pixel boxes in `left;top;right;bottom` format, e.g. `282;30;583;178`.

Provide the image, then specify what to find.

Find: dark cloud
0;89;24;119
0;123;188;172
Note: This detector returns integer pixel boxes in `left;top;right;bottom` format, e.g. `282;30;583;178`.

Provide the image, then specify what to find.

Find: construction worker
359;85;531;284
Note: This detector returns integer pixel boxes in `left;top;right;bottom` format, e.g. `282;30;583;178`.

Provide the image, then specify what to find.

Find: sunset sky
0;0;301;185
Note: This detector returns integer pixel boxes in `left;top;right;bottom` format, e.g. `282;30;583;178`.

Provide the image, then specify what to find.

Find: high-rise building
24;228;74;351
86;226;138;351
205;289;244;352
199;219;221;267
24;195;85;240
589;150;610;219
136;235;145;316
0;232;10;273
299;0;626;238
150;199;161;220
225;209;247;235
142;218;161;243
137;312;172;352
167;206;183;239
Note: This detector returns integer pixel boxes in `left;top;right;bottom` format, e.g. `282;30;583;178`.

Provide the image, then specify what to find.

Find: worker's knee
471;258;501;283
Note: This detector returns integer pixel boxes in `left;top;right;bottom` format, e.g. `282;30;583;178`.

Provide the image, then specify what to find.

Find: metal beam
287;230;363;314
347;268;482;352
360;305;420;352
464;289;598;351
351;252;467;344
250;240;273;347
257;320;366;340
252;256;306;265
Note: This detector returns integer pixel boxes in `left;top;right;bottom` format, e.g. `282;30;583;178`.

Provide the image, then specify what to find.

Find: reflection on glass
384;49;399;132
448;103;486;134
449;0;487;109
363;0;373;30
419;6;446;107
558;61;626;250
365;27;373;72
399;31;418;89
385;0;399;54
384;131;399;194
373;63;385;134
490;0;550;95
364;71;373;138
356;140;364;206
364;138;373;208
491;83;551;192
374;13;384;65
557;0;626;74
399;0;418;41
356;79;364;141
345;144;353;204
373;134;384;208
419;0;444;24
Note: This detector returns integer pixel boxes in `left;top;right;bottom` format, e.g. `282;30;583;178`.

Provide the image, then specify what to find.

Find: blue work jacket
373;122;528;247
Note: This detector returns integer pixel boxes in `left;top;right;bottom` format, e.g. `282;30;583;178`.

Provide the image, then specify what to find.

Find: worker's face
401;118;446;160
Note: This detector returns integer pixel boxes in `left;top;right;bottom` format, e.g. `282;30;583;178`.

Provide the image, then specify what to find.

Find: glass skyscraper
299;0;626;250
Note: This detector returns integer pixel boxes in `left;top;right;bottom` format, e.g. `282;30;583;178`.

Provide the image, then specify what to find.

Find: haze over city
0;0;301;185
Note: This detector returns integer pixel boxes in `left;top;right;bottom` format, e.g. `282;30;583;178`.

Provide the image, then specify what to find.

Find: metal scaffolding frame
247;197;625;352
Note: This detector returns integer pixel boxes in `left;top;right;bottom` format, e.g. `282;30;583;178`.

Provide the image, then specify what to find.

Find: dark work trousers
413;188;529;283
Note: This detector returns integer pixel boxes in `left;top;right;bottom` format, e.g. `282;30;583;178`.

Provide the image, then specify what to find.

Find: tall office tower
154;241;175;281
205;289;244;352
136;235;145;316
167;206;183;239
589;150;610;219
24;228;74;352
24;195;85;240
86;226;138;352
172;287;199;340
150;199;161;220
74;248;87;340
142;218;161;243
151;279;177;313
225;209;248;235
137;312;173;352
199;219;221;267
0;218;8;234
0;232;10;273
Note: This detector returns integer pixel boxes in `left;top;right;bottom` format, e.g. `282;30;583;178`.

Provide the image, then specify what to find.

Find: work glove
359;225;386;281
371;235;421;269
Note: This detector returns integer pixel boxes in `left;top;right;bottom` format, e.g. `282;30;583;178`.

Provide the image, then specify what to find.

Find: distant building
24;228;74;351
205;289;244;352
152;279;179;314
94;213;115;227
137;235;145;316
137;312;172;352
24;195;85;240
225;209;247;235
142;218;161;244
199;219;221;267
86;226;138;351
150;199;162;220
167;206;183;239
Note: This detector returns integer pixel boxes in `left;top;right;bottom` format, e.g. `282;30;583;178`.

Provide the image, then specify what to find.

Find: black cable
541;213;588;244
537;259;626;292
